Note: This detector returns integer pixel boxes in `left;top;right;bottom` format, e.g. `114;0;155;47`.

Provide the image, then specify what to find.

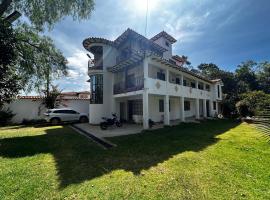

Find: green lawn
0;120;269;199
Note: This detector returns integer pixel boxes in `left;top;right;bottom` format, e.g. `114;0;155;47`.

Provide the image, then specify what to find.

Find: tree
256;61;270;94
235;60;258;92
42;85;62;109
197;63;220;79
236;91;270;116
0;0;95;106
0;19;22;107
14;23;68;92
0;0;95;31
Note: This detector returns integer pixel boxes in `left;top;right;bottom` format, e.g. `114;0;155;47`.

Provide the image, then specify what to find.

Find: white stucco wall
4;99;89;124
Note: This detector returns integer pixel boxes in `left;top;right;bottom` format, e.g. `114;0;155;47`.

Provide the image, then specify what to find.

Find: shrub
236;91;270;117
236;100;251;117
0;109;15;125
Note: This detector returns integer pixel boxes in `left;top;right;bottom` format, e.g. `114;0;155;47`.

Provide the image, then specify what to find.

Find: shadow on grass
0;119;239;188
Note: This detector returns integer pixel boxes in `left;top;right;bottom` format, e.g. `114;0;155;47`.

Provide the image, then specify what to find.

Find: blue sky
45;0;270;92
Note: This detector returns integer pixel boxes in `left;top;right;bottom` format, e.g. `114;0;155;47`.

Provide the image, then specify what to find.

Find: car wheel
51;118;60;125
79;116;89;123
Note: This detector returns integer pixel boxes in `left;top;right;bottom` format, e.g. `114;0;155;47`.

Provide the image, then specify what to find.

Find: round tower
83;38;117;124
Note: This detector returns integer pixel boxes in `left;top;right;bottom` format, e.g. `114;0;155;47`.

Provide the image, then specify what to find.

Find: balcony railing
114;76;144;94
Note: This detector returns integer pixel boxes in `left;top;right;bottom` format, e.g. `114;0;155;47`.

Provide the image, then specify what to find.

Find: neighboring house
4;92;90;124
60;91;90;99
83;28;223;129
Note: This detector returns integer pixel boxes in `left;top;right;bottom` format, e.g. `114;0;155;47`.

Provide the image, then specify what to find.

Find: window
176;77;180;85
198;82;204;90
132;100;142;115
90;74;103;104
159;99;164;112
66;110;78;114
184;101;190;111
213;101;217;110
183;79;187;86
217;85;220;98
205;84;210;91
53;110;77;114
157;71;165;81
190;82;196;88
126;74;135;88
165;41;170;47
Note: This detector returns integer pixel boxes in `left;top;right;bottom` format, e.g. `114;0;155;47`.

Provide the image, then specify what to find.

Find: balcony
114;76;144;94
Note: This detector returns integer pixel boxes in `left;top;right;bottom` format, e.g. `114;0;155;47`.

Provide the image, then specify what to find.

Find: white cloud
67;49;89;74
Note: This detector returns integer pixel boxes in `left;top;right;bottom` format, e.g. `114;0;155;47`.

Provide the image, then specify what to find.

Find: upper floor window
165;41;170;47
183;79;187;86
198;82;204;90
217;85;220;98
176;77;180;85
90;74;103;104
205;84;210;91
190;81;196;88
157;71;165;81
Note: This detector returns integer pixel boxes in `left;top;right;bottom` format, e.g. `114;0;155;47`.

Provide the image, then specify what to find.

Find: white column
143;58;149;129
180;74;184;85
143;92;149;129
166;69;169;83
195;80;199;89
180;96;185;122
209;100;213;117
203;99;207;118
195;99;200;119
164;95;170;125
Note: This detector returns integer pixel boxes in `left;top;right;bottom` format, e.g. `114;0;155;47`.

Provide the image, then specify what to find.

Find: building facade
83;29;223;129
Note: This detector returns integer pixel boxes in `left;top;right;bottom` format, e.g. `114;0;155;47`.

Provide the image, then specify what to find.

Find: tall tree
0;19;22;107
13;23;68;92
0;0;95;31
0;0;95;106
256;61;270;94
235;60;258;92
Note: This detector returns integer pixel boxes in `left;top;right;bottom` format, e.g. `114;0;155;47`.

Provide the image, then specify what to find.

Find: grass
0;120;269;199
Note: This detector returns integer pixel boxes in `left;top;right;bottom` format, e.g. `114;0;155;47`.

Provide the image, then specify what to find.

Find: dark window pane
184;101;190;111
176;77;180;84
90;74;103;104
159;99;164;112
183;79;187;86
213;101;217;110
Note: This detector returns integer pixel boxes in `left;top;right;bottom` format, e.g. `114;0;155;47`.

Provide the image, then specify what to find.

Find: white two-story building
83;28;223;129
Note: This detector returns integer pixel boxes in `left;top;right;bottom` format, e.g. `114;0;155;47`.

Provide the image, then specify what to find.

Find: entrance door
128;100;133;121
206;100;210;117
120;102;126;122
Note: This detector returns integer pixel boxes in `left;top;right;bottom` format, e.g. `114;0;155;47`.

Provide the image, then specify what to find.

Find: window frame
159;99;164;112
90;74;103;104
184;101;191;111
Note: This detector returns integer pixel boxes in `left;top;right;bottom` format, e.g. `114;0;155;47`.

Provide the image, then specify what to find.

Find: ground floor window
132;100;142;115
159;99;164;112
184;101;190;111
90;74;103;104
213;101;217;110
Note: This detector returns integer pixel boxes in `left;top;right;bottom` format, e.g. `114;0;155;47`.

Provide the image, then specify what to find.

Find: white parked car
44;108;89;125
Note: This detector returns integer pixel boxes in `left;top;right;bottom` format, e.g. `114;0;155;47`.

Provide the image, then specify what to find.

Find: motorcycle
100;113;122;130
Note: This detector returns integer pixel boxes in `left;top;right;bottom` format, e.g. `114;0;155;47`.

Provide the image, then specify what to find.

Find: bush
236;100;251;117
0;109;15;125
236;91;270;117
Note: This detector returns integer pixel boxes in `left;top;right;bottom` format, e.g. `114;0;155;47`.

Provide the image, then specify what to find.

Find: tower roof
150;31;177;43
